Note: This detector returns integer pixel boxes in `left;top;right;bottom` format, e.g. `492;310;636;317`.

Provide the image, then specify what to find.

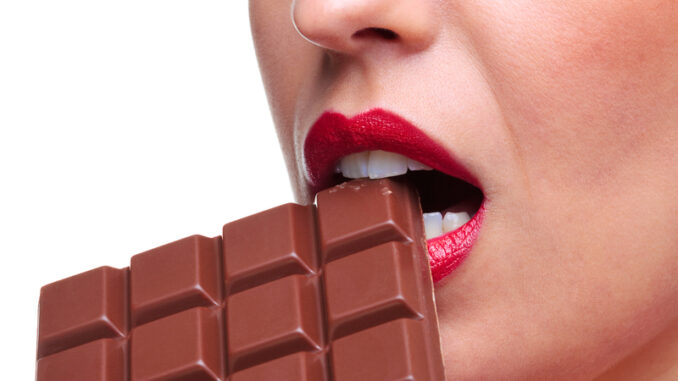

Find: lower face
250;0;678;379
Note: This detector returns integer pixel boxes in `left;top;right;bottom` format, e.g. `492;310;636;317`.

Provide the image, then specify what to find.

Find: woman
248;0;678;380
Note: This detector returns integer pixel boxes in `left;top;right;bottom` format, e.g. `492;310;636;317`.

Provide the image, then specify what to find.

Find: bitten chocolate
36;178;445;380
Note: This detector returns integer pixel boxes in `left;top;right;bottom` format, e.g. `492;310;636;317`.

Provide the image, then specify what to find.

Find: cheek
541;0;678;121
250;1;311;122
470;0;678;187
479;0;678;92
250;1;322;199
555;1;678;73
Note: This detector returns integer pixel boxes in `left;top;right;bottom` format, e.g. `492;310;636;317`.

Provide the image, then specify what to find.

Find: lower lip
426;201;485;283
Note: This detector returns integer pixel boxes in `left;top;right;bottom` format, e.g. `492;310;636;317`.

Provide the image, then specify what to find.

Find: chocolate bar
36;178;445;380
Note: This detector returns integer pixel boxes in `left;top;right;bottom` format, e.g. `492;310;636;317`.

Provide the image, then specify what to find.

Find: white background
0;1;293;376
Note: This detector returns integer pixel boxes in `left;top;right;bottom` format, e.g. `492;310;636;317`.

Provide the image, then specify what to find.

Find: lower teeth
423;206;474;239
443;211;471;233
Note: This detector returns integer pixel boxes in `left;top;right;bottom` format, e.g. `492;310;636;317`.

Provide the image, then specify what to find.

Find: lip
303;108;485;282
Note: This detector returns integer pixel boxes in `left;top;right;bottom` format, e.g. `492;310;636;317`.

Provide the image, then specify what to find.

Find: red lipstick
304;108;485;282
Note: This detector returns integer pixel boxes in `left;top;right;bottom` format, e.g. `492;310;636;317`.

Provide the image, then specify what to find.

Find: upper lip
303;108;479;197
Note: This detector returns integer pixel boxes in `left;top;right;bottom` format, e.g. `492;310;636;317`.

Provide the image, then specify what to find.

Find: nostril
352;27;399;41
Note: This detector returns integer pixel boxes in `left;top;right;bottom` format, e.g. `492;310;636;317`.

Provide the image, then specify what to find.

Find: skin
249;0;678;379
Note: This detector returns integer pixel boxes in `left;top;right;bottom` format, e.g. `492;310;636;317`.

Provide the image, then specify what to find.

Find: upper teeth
338;150;432;179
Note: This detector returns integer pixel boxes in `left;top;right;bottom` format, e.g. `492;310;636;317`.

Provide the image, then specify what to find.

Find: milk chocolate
36;178;445;380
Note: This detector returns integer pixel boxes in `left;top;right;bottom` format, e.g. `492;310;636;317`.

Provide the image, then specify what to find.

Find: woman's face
249;0;678;379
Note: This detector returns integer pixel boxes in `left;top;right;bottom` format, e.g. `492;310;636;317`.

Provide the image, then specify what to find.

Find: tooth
367;150;408;179
423;212;443;239
443;211;471;233
407;158;432;171
340;152;369;178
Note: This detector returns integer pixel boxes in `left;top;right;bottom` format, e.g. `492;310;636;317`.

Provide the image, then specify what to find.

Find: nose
291;0;438;55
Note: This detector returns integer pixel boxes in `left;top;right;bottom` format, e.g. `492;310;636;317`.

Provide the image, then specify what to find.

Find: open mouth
303;108;486;282
334;150;483;241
